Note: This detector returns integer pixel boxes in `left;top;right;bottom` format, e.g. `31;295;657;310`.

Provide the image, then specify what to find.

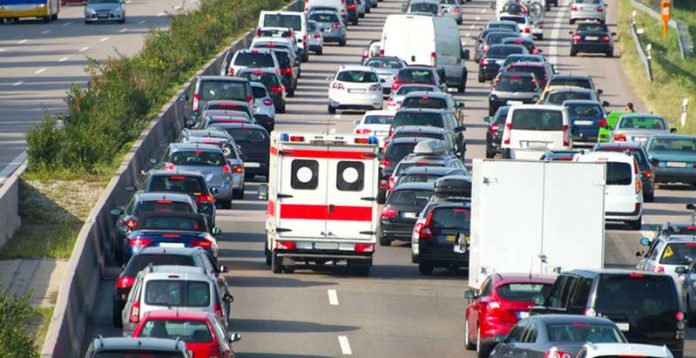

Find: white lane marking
79;46;89;52
35;68;46;74
17;39;28;44
126;0;131;3
640;230;654;239
173;5;182;10
327;289;339;305
338;336;352;355
63;21;72;26
119;28;128;33
99;37;110;43
549;1;566;65
157;11;166;16
0;151;27;185
40;29;51;35
481;8;486;13
465;32;470;37
0;48;5;52
12;80;23;86
469;24;474;29
138;19;146;25
475;16;480;21
333;114;341;119
58;56;69;62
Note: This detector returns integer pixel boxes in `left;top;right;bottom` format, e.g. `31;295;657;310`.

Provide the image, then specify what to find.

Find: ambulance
262;132;380;275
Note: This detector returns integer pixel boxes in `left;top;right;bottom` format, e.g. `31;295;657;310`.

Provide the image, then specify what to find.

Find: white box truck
468;159;606;289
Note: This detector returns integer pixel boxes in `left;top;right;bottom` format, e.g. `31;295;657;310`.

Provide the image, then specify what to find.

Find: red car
464;273;555;357
132;309;240;358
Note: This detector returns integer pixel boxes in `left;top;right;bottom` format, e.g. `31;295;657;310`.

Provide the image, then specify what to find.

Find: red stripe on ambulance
280;204;372;221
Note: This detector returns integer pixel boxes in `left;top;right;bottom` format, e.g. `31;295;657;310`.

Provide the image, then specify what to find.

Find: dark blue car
563;99;607;146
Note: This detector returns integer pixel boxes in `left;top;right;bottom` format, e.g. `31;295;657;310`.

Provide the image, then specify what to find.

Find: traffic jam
88;0;696;357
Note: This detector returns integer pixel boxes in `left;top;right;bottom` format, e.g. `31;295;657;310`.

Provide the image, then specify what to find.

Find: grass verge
617;0;696;133
0;290;44;357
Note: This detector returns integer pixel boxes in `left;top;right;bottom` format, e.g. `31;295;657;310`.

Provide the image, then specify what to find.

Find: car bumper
653;167;696;184
479;65;501;80
380;221;416;241
572;42;612;53
330;93;383;110
570;13;605;21
85;12;124;21
418;245;469;265
254;114;275;131
243;160;269;176
606;203;642;221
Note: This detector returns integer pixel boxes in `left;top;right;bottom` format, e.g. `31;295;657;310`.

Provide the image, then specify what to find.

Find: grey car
569;0;607;24
612;113;673;145
439;0;463;25
308;10;347;46
363;56;407;96
84;0;125;24
158;143;241;208
489;72;540;115
250;81;276;132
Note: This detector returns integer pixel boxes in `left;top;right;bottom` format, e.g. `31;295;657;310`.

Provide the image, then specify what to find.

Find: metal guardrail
630;20;653;82
630;0;694;59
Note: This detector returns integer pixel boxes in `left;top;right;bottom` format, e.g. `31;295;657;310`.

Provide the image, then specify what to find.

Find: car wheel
271;251;283;273
348;259;371;276
328;104;336;114
628;216;642;231
233;187;244;200
605;50;614;57
339;39;347;46
457;80;466;94
264;245;271;266
456;18;462;25
288;88;295;97
688;296;696;327
570;49;577;57
477;74;485;83
644;191;654;202
569;19;575;24
119;17;125;24
485;148;495;159
221;198;232;210
352;19;358;26
465;320;475;350
476;326;488;358
317;48;323;55
378;231;391;246
112;296;123;328
418;262;434;275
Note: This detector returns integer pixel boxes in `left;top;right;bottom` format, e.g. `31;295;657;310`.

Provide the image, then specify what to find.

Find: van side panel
381;15;435;65
433;17;464;86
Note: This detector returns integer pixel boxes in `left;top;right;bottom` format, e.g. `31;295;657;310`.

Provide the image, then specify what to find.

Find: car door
494;320;528;357
511;321;540;357
467;277;492;337
566;277;593;315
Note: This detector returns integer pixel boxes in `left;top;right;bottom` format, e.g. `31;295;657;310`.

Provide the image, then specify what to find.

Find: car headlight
36;3;46;8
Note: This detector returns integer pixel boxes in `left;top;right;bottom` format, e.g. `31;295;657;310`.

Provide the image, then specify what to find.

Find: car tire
418;262;434;275
476;326;488;358
271;251;283;273
644;191;654;202
51;13;58;20
377;190;386;204
605;50;613;57
288;88;295;97
119;17;125;24
317;48;323;55
328;104;336;114
265;245;271;266
359;13;365;18
457;79;466;94
378;231;391;246
233;187;244;200
221;198;232;210
628;217;642;231
537;34;544;40
348;259;371;276
456;18;462;25
411;254;419;263
351;19;358;26
112;296;123;328
688;297;696;327
477;74;485;83
569;19;575;24
339;39;347;47
485;148;495;159
570;49;577;57
465;321;475;350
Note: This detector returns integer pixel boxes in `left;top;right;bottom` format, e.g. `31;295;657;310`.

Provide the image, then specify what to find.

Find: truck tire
418;262;434;275
627;217;642;231
112;296;123;328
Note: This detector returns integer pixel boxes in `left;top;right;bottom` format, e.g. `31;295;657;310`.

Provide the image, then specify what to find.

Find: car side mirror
219;265;229;273
212;227;221;235
258;183;269;201
670;128;677;134
461;49;470;60
229;332;242;343
464;289;476;300
597;89;604;95
457;102;465;109
676;266;687;275
110;207;123;216
640;237;650;246
149;157;158;165
635;250;645;257
687;203;696;211
210;187;219;194
602;101;610;107
483;116;491;123
125;185;136;192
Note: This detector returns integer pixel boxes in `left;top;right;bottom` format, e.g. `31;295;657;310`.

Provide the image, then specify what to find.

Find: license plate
348;89;366;94
574;120;593;125
585;36;599;41
313;242;337;250
524;141;548;149
159;243;184;248
447;235;456;242
667;161;687;168
632;136;647;142
244;162;261;168
616;322;629;331
517;311;530;319
323;29;332;33
402;212;417;219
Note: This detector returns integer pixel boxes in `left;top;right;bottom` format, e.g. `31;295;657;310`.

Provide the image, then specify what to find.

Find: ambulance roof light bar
279;133;378;145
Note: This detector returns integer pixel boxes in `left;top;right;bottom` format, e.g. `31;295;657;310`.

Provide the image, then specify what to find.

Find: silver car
611;113;674;145
637;235;696;287
250;81;276;132
159;143;240;208
569;0;607;24
308;10;347;46
307;20;324;55
84;0;125;24
439;0;463;25
386;84;441;112
363;56;407;97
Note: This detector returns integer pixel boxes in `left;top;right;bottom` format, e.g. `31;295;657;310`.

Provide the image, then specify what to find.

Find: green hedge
27;0;289;175
0;290;37;358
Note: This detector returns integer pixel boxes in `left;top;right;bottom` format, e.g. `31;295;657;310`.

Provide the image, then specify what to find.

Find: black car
488;72;540;116
478;44;529;82
236;68;286;113
209;123;270;179
414;175;472;275
474;29;518;62
395;166;468;187
378;136;430;203
570;22;616;57
112;246;229;327
594;142;656;201
110;192;197;264
346;0;358;25
484;106;509;158
141;170;217;227
531;269;685;358
379;182;434;245
490;315;627;358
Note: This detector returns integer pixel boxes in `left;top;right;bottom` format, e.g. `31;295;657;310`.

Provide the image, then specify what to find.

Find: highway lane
0;0;196;174
81;0;696;356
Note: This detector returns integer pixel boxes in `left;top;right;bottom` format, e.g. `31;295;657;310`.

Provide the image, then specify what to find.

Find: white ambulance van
263;132;380;275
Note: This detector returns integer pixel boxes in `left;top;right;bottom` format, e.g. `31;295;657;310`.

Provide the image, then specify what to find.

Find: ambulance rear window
291;159;319;190
336;161;364;192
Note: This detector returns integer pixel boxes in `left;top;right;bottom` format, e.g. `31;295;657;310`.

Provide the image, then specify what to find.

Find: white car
574;151;643;229
250;82;276;132
307;20;324;55
500;104;571;160
385;84;441;112
228;49;279;78
498;14;532;38
352;110;395;147
636;235;696;284
363;56;407;97
577;343;673;358
328;65;383;114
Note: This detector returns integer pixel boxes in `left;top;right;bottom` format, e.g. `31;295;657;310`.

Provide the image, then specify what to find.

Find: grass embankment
0;289;51;358
617;0;696;133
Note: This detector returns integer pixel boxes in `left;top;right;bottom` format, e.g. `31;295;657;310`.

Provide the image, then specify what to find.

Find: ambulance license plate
244;162;261;168
402;212;417;219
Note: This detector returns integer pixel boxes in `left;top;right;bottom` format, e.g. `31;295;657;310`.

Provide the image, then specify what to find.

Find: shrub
0;290;38;358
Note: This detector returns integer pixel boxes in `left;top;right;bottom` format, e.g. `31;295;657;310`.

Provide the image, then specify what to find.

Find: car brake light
355;128;372;134
381;207;397;219
629;272;644;278
417;212;433;240
331;82;345;90
192;93;200;111
642;169;653;178
263;98;273;106
348;3;355;10
116;276;135;289
129;238;153;247
480;58;489;66
281;67;293;75
652;265;664;273
223;164;232;174
602;35;610;42
124;219;137;229
503;122;512;145
545;349;572;358
563;124;570;146
487;301;500;310
571;4;578;10
129;301;140;323
355;243;374;252
232;164;243;174
596;5;603;11
214;303;224;318
391;81;402;91
572;34;581;42
380;157;392;168
269;85;284;93
489;123;500;135
275;240;296;250
614;133;626;141
598;118;608;127
331;22;342;29
430;52;436;66
387;176;396;191
524;27;531;33
190;239;212;248
453;7;460;13
196;193;214;203
314;33;321;39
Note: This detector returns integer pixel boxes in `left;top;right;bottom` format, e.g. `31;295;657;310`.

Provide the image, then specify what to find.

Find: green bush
27;0;289;176
0;290;38;358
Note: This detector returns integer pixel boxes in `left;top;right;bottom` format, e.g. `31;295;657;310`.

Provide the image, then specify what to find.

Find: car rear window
596;149;649;171
545;323;625;343
487;32;518;45
138;319;213;342
198;81;247;102
605;162;632;185
365;58;403;69
496;75;536;92
618;117;666;130
240;72;282;88
145;280;211;307
594;274;678;320
363;115;393;125
218;128;268;144
659;243;696;265
402;97;447;109
263;14;301;30
169;150;225;167
134;201;193;216
139;216;204;231
397;69;434;83
503;56;542;68
499;15;525;24
508;65;547;82
496;283;552;302
395;85;437;95
399;173;442;185
648;137;696;152
204;103;250;116
396;162;445;175
547;91;592;105
410;3;438;13
430;207;470;231
393;112;444;128
565;103;603;117
252;85;268;98
124;254;196;276
309;12;339;23
337;71;378;83
578;23;608;32
271;50;292;68
488;46;527;58
511;109;563;131
548;78;592;89
149;176;206;195
388;189;433;205
257;29;291;38
233;52;275;67
385;142;417;161
393;132;444;141
95;352;184;357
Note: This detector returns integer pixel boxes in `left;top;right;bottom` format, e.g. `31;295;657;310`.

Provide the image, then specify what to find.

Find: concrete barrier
0;161;26;249
40;1;301;356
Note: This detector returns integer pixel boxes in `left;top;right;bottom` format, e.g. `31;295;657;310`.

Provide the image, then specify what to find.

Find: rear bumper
479;65;501;80
606;204;642;221
275;249;374;262
243;161;269;177
572;42;612;53
419;246;468;265
653;168;696;184
380;221;416;241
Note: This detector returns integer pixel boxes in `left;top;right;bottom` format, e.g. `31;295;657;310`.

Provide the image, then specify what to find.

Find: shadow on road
231;318;359;333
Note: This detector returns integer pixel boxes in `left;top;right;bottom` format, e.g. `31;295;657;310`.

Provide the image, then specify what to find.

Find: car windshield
216;128;268;143
440;0;460;4
393;112;444;128
565;103;603;117
139;216;204;231
233;52;275;67
496;75;536;92
169;151;225;166
659;243;696;265
546;323;625;343
198;81;246;101
94;352;184;358
487;32;518;45
594;274;678;321
395;85;437;95
385;142;417;161
618;116;666;130
488;46;526;58
549;78;592;89
263;14;301;30
430;207;470;231
504;56;542;67
497;283;552;301
389;189;434;205
337;71;378;83
124;255;196;276
499;16;525;24
605;162;632;185
309;12;339;23
402;97;447;109
397;69;434;82
547;91;592;105
145;280;210;307
365;58;403;69
149;176;205;195
410;3;439;13
648;137;696;153
578;23;608;32
511;109;563;131
134;201;193;216
363;115;393;125
205;103;250;115
138;319;213;342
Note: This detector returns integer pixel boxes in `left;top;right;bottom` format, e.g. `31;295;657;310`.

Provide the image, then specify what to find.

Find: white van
304;0;346;20
575;151;643;230
258;11;310;62
380;14;468;93
500;104;571;160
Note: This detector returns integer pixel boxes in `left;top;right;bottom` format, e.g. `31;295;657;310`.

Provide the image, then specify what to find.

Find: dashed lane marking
338;336;352;355
328;289;339;305
35;68;46;75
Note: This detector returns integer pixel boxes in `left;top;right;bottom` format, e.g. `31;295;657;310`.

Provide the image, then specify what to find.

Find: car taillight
642;169;653;179
650;159;660;167
387;176;396;191
231;164;243;174
355;128;372;134
596;5;603;11
524;27;531;33
614;133;626;141
652;265;664;273
453;7;460;13
571;4;578;10
331;22;342;29
430;51;436;66
536;22;544;28
355;243;374;252
480;58;489;66
196;193;214;203
192;93;200;111
391;80;402;91
314;33;321;39
482;45;489;54
602;35;610;42
254;27;261;37
129;238;153;247
116;276;135;289
598;118;608;127
348;3;355;10
129;301;140;323
369;83;381;92
275;240;296;250
222;164;232;174
163;162;175;171
190;239;212;248
503;122;512;145
227;67;234;77
545;349;572;358
418;213;433;240
281;67;293;75
572;34;581;42
263;98;273;106
213;303;224;318
124;219;137;229
269;85;284;93
487;301;500;310
489;123;500;135
380;157;391;168
381;206;397;219
563;124;570;147
584;308;597;317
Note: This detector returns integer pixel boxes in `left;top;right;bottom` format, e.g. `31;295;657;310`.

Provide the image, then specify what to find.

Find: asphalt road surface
0;0;196;175
77;0;696;356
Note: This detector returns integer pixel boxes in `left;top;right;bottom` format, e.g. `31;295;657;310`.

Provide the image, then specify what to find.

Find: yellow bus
0;0;60;23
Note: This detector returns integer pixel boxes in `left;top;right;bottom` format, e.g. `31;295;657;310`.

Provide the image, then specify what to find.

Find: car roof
491;272;557;285
394;126;446;134
339;65;376;72
145;265;208;276
620;112;665;119
488;20;518;25
575;151;636;164
91;337;187;352
209;122;267;131
133;192;193;202
238;48;273;54
169;143;222;153
138;247;206;256
402;166;461;175
565;268;670;278
392;182;436;191
142;308;213;320
650;133;695;140
390;136;431;144
526;314;616;325
363;110;395;117
148;169;204;178
403;91;449;99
